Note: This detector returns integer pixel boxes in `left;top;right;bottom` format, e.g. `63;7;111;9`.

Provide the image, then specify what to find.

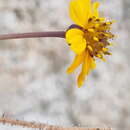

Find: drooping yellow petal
69;0;92;27
77;70;85;87
77;51;92;87
67;51;85;74
92;2;100;17
66;28;86;54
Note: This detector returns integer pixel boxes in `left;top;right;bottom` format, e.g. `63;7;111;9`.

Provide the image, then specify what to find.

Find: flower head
66;0;115;87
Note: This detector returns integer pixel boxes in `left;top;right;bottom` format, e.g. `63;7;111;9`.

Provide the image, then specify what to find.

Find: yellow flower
66;0;115;87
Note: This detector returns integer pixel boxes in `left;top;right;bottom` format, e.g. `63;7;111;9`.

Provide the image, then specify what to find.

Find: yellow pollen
106;22;112;25
88;45;93;51
97;54;102;58
104;34;110;37
93;37;99;41
95;24;99;28
102;48;108;52
88;29;94;33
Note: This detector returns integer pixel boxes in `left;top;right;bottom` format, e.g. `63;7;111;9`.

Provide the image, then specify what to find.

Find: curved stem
0;31;65;40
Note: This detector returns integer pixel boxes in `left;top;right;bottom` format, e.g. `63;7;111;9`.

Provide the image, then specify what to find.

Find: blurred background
0;0;129;130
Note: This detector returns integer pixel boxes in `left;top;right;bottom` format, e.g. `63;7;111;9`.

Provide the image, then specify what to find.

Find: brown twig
0;116;112;130
0;31;65;40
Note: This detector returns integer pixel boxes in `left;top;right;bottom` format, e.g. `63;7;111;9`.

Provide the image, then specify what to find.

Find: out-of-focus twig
0;116;112;130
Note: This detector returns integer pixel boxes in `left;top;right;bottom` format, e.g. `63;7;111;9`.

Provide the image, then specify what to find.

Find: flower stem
0;31;65;40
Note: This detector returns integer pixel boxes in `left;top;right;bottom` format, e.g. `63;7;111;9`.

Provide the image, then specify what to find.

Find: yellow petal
69;0;92;27
70;37;86;54
67;51;85;74
91;58;96;69
102;48;108;52
93;36;99;41
66;28;86;54
93;2;100;17
77;72;85;87
77;51;92;87
66;28;84;44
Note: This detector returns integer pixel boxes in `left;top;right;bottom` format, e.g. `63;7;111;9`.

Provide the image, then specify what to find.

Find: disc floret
82;17;114;60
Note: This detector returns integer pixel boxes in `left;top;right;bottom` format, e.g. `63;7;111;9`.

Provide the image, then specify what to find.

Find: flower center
83;17;114;59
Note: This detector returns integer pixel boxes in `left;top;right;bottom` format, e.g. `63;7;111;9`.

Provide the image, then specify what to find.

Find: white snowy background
0;0;129;130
